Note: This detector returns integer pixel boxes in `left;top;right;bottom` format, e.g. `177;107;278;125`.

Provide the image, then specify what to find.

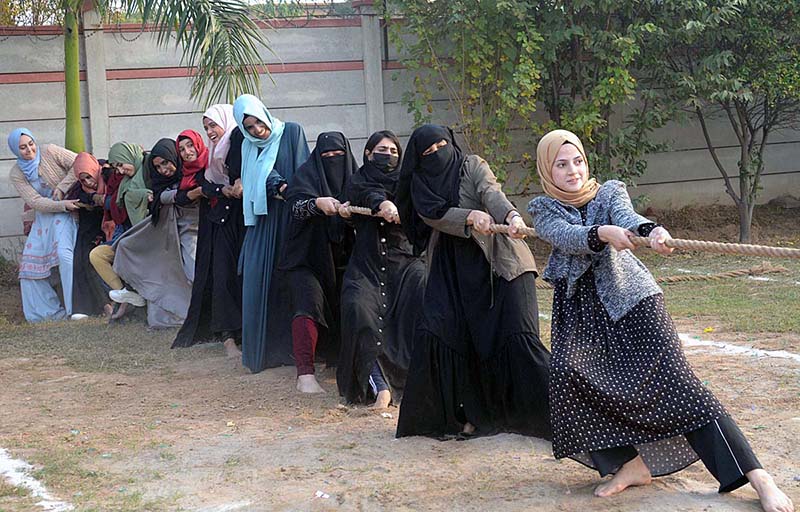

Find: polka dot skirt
549;271;727;476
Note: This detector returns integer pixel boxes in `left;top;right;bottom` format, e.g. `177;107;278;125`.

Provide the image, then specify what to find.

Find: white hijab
203;104;237;185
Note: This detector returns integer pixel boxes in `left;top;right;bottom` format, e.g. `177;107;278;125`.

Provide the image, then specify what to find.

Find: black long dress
172;129;246;348
69;185;108;316
336;163;426;404
395;233;552;438
279;132;357;365
395;125;551;439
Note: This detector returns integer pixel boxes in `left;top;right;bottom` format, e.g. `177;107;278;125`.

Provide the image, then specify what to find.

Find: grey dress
113;193;198;328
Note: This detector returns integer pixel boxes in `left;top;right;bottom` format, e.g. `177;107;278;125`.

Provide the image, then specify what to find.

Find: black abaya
336;213;425;404
71;201;108;315
172;130;245;348
279;132;357;364
396;233;552;439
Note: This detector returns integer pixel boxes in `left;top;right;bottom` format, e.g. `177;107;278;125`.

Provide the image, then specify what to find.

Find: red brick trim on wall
0;61;378;85
0;17;360;37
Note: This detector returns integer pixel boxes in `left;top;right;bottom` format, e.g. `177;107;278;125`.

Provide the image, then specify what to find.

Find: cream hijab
536;129;599;207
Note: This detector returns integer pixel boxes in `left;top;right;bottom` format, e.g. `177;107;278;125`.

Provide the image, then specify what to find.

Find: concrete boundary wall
1;2;798;261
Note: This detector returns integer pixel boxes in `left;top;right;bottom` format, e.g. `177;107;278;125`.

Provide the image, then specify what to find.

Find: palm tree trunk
64;5;85;152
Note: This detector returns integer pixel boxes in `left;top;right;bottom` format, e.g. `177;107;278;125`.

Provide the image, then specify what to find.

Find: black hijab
286;131;357;243
397;124;465;254
146;138;182;225
346;141;402;212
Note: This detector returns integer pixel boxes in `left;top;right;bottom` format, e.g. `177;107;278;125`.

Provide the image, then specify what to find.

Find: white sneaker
109;288;146;307
70;313;89;321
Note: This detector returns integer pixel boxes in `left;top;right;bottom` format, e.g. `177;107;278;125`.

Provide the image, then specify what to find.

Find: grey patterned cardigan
527;180;661;321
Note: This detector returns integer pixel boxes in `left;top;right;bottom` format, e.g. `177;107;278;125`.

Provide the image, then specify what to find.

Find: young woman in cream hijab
528;129;793;512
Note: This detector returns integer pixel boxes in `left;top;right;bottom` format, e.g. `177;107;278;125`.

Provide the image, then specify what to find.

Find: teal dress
239;122;310;373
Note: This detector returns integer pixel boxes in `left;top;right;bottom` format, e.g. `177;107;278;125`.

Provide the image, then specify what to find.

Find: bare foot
110;302;130;320
103;303;114;317
296;374;325;394
462;422;476;435
748;469;795;512
371;390;391;409
222;338;241;358
594;455;652;497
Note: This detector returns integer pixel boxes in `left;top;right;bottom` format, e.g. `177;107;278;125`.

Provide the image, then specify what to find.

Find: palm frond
124;0;273;106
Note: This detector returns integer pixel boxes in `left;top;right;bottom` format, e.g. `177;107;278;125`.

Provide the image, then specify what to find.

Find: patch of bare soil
0;345;798;511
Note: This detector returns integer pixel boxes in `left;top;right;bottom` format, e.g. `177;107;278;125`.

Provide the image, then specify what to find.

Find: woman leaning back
336;130;426;408
232;94;310;373
528;129;793;512
7;128;79;322
395;124;551;440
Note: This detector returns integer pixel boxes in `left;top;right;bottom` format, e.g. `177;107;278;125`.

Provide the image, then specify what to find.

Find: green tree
533;1;670;183
1;0;62;25
56;0;271;152
386;0;672;187
644;0;800;242
387;0;543;181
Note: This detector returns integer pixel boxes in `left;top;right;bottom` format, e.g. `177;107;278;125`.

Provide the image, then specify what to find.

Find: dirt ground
0;336;798;512
0;204;798;511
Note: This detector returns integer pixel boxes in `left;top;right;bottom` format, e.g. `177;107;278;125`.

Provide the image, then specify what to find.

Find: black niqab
346;156;401;212
397;124;465;254
147;138;182;225
285;131;357;243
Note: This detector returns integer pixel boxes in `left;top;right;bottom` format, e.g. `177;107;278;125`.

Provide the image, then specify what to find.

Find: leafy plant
387;0;543;181
643;0;800;242
386;0;674;186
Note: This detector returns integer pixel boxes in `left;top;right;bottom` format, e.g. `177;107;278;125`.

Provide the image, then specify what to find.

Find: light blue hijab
7;128;42;182
7;128;52;196
233;94;286;226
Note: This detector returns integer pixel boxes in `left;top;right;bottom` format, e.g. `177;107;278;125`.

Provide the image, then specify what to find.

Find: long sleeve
225;128;244;182
198;172;224;199
529;197;596;255
266;172;287;197
365;190;388;213
45;144;78;194
605;181;653;231
421;208;472;238
9;166;69;213
292;198;324;220
160;189;178;205
470;157;516;224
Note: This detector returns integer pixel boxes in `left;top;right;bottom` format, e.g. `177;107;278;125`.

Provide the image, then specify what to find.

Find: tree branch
696;106;741;206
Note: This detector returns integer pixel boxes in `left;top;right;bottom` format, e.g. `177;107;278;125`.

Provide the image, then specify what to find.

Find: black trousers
590;416;762;492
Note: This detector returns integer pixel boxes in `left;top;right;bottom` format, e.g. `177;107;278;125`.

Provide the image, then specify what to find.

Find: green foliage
251;1;308;18
128;0;272;105
532;1;671;183
387;0;672;185
387;0;543;181
643;0;800;241
0;0;62;25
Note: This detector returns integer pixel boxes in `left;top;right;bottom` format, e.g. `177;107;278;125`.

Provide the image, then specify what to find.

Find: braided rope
342;206;800;259
345;205;376;216
488;223;800;259
626;235;800;258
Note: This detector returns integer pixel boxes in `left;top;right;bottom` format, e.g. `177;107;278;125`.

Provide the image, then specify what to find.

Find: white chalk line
196;502;253;512
679;333;800;364
0;448;74;511
668;268;800;286
747;275;800;286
